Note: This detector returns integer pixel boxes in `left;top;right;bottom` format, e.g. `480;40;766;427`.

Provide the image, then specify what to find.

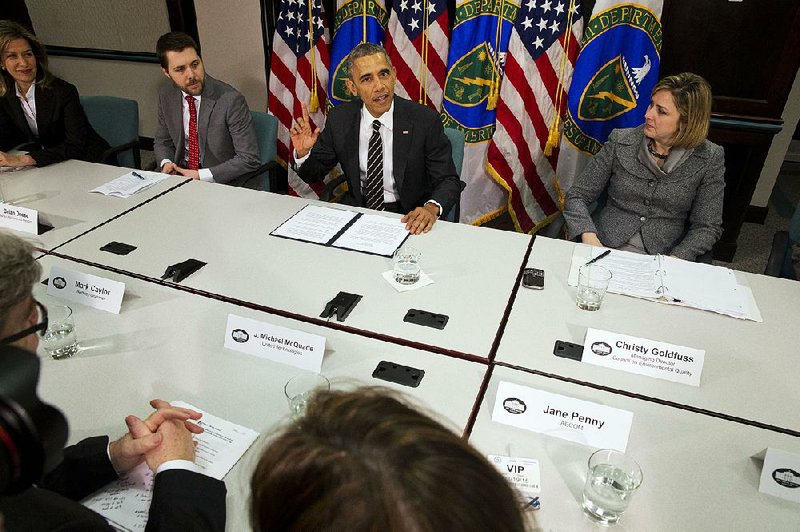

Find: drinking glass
577;264;612;311
582;449;643;524
42;305;79;359
284;373;330;419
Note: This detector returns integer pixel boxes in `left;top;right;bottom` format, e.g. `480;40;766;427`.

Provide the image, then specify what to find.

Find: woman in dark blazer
0;20;108;168
563;73;725;261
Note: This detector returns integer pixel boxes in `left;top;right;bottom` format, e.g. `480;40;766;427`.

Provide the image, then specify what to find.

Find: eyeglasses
0;300;48;345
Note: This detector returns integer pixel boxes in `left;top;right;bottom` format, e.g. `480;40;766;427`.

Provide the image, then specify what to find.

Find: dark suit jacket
0;75;109;167
0;436;226;531
297;96;462;215
154;74;260;184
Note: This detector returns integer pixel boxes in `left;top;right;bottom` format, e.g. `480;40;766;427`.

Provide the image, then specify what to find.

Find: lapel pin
403;130;410;135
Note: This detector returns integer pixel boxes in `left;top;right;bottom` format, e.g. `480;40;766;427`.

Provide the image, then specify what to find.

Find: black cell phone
521;268;544;289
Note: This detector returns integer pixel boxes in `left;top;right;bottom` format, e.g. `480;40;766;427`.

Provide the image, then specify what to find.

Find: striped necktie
364;119;384;211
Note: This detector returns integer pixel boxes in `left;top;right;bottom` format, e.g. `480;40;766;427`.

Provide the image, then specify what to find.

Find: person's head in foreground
250;387;527;531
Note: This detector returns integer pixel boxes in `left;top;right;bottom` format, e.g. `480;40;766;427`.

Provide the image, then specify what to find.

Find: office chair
80;96;141;168
764;201;800;279
319;127;465;222
230;111;280;191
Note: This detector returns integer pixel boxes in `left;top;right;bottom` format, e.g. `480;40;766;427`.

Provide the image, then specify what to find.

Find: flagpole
545;0;578;157
362;0;367;42
420;0;430;105
307;0;320;112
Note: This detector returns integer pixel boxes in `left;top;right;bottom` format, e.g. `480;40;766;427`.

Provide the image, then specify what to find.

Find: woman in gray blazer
564;73;724;261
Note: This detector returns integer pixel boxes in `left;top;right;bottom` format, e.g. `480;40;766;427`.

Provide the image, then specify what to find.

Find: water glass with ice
42;305;79;359
393;246;421;285
577;264;612;311
582;449;642;524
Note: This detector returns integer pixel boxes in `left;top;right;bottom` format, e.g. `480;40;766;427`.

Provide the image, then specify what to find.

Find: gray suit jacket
297;96;462;215
563;126;725;260
154;74;260;184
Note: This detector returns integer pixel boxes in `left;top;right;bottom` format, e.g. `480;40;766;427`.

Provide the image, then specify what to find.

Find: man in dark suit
291;43;462;235
154;32;260;184
0;231;225;530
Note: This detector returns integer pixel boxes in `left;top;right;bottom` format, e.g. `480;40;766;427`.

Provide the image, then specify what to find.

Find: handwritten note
82;402;258;531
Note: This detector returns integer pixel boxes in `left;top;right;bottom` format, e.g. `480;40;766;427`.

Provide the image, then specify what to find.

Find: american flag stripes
268;0;332;198
486;0;583;234
385;0;450;110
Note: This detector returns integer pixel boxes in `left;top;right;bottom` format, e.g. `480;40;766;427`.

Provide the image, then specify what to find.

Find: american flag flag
268;0;331;198
384;0;450;110
486;0;583;233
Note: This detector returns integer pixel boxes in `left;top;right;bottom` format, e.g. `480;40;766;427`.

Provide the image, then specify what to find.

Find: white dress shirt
159;92;214;182
15;83;38;136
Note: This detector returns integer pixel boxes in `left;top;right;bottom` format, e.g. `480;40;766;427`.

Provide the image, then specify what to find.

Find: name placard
0;203;38;234
47;266;125;314
224;314;325;372
582;328;705;387
488;455;541;499
758;448;800;504
492;381;633;451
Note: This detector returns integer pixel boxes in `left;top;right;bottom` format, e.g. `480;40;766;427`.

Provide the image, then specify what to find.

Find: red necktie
186;95;199;170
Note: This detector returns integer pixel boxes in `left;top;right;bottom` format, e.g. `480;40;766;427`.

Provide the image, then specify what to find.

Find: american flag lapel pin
403;130;410;135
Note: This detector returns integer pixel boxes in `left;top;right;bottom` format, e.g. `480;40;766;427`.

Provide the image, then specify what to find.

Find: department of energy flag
487;0;583;234
268;0;331;198
328;0;389;107
385;0;450;110
556;1;663;201
441;0;516;224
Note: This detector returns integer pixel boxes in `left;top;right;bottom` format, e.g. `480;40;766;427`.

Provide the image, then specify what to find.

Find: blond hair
651;72;713;149
0;20;53;97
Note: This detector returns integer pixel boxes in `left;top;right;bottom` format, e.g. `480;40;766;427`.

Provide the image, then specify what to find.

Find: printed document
90;171;169;198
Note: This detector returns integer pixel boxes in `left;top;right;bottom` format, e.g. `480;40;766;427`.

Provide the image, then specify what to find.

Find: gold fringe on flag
307;0;320;112
544;0;579;156
486;0;506;111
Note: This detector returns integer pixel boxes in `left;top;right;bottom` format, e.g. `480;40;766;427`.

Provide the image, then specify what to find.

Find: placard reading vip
582;328;705;387
491;381;634;451
0;203;38;234
224;314;325;372
758;448;800;504
46;266;125;314
488;455;541;498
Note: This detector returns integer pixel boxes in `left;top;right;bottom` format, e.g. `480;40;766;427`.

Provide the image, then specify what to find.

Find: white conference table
51;180;533;359
33;254;488;531
0;160;186;250
470;366;800;530
496;236;800;433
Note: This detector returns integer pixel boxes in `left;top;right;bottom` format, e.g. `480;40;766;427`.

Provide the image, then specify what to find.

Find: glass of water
393;246;421;285
582;449;643;524
284;373;330;420
576;264;612;311
42;305;79;359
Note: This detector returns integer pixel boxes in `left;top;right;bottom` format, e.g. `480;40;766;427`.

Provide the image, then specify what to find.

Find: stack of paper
90;171;169;198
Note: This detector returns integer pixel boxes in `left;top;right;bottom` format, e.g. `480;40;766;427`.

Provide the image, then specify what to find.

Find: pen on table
131;171;146;180
585;249;611;265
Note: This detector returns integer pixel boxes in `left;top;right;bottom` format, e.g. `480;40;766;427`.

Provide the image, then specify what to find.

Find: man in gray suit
154;32;260;184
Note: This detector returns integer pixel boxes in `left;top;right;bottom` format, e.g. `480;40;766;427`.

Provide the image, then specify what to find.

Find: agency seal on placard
52;276;67;290
591;341;612;356
503;397;527;415
772;468;800;489
231;329;249;343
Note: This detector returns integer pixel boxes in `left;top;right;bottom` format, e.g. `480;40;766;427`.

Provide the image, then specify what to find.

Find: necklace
647;139;669;160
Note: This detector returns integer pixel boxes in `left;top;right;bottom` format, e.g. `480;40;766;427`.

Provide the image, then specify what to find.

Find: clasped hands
160;162;200;180
108;399;202;475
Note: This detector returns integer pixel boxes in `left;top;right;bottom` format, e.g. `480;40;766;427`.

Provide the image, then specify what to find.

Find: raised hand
290;102;321;158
